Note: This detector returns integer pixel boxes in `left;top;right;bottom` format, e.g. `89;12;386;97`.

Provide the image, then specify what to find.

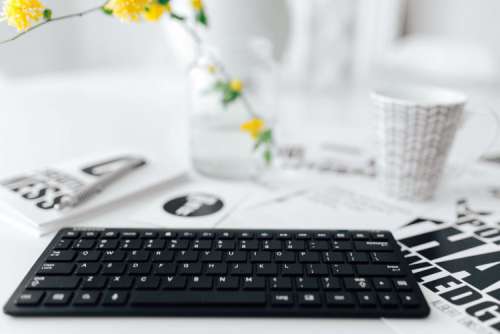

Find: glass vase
189;39;277;180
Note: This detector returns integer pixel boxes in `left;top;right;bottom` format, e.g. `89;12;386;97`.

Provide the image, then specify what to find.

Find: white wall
0;0;172;77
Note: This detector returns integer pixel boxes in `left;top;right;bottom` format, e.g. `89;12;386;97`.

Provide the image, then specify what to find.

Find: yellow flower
206;64;217;74
165;2;171;13
191;0;203;11
142;2;164;21
229;79;243;93
241;118;264;139
1;0;45;31
105;0;151;22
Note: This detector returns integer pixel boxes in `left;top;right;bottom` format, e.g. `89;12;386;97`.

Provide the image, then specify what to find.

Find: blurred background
1;0;499;87
1;0;500;173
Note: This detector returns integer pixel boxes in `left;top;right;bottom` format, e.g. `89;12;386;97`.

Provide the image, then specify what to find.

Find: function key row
55;238;393;252
62;230;390;241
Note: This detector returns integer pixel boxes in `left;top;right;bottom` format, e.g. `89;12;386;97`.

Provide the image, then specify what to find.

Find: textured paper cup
371;85;467;201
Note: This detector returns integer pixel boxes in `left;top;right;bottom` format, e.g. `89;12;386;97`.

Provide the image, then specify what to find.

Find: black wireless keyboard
4;228;429;318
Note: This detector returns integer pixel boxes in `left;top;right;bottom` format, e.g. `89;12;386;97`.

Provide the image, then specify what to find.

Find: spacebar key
131;291;267;306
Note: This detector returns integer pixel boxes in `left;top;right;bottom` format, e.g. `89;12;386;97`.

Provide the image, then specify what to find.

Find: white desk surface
2;68;498;334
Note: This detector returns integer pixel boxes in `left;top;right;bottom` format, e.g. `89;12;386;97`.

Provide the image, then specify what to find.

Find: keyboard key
61;231;79;239
177;250;199;262
353;232;370;240
356;264;405;277
274;251;295;263
53;239;73;250
200;251;222;262
262;240;281;251
370;252;399;263
270;277;292;290
226;251;247;262
355;241;393;252
162;276;186;289
189;276;213;289
257;232;273;240
371;232;389;240
393;279;412;291
154;263;176;275
128;263;152;275
333;232;350;240
378;292;399;307
322;251;344;263
331;241;353;251
308;240;329;251
151;250;174;262
296;277;318;290
331;264;354;276
243;276;266;290
230;263;252;276
82;231;99;239
141;231;159;239
102;250;127;262
15;291;44;306
400;293;419;307
37;263;74;275
48;250;76;262
298;293;321;306
136;276;161;290
45;292;72;306
357;292;377;307
73;239;96;250
192;240;212;250
216;276;239;290
255;263;278;276
346;252;369;263
205;263;227;275
102;231;119;239
373;277;392;291
344;277;371;290
271;293;294;306
320;277;341;290
250;251;271;263
131;291;266;306
305;264;329;276
109;276;135;289
81;276;107;290
102;291;129;306
75;263;101;275
73;291;101;306
326;292;354;307
298;251;320;263
178;263;201;275
27;276;80;290
76;250;101;262
281;263;303;276
102;262;126;275
240;240;259;250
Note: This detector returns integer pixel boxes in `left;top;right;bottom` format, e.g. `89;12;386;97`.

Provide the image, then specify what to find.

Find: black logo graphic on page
163;193;224;217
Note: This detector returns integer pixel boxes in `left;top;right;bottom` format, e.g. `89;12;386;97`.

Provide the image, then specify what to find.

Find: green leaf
170;13;186;21
196;9;208;27
43;8;52;20
254;129;272;150
222;89;240;105
263;148;272;165
101;7;113;15
158;0;169;5
212;81;227;92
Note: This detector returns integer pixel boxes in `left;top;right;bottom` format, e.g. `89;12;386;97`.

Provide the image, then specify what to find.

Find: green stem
0;3;107;45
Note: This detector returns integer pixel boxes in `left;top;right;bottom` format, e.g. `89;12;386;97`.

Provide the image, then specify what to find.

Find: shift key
356;264;406;276
26;276;80;289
